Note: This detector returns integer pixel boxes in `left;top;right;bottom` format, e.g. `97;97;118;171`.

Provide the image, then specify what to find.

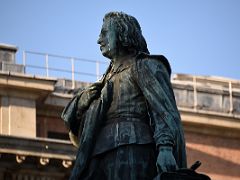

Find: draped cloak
62;53;187;179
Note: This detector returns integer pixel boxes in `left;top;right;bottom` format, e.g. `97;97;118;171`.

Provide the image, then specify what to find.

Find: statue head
97;12;149;59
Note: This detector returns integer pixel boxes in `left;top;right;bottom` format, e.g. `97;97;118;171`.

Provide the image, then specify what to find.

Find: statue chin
100;44;118;59
101;50;113;59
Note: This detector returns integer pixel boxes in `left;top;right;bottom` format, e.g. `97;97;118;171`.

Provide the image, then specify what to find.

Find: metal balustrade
22;50;109;88
172;74;240;117
2;50;239;116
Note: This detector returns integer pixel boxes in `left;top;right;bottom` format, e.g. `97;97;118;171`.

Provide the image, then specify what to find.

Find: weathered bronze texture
62;11;187;180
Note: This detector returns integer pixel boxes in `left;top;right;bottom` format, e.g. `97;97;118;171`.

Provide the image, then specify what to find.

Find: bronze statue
62;11;187;180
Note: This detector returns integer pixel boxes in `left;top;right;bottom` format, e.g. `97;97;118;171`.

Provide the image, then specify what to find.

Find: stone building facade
0;44;239;180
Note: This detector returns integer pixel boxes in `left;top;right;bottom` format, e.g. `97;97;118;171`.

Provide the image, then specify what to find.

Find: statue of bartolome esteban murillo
62;11;187;180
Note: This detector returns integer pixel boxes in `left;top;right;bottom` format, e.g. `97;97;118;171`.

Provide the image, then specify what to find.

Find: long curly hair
103;12;149;54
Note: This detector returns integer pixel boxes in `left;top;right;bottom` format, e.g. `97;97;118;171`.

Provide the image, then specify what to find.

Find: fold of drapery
69;81;113;180
61;91;83;136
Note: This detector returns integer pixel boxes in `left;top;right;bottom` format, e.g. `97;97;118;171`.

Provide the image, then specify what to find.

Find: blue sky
1;0;240;81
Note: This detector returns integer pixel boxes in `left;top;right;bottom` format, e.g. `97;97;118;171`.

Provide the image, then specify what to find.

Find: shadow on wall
187;145;240;179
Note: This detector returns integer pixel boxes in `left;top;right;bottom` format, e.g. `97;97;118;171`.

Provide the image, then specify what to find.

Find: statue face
97;20;118;59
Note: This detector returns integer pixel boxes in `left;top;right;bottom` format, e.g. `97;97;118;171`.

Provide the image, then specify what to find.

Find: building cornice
0;135;76;161
0;71;57;101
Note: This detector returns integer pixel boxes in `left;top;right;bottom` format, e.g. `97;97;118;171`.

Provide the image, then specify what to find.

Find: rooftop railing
22;50;109;88
172;74;240;117
1;50;239;117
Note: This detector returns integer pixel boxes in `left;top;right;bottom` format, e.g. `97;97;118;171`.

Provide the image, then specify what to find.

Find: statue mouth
100;45;106;51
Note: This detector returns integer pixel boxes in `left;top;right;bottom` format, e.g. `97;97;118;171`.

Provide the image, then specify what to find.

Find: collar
111;54;136;73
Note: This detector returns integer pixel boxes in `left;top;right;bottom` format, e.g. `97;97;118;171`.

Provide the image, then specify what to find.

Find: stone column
0;71;56;138
0;96;36;137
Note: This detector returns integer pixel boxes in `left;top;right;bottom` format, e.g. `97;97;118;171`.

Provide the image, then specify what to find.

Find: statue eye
102;32;106;36
101;29;107;36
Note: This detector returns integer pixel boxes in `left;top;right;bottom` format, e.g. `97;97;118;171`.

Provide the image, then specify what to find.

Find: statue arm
134;58;181;172
61;82;103;147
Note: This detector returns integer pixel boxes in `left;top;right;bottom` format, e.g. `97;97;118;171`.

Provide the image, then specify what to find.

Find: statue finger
89;90;100;99
156;163;167;173
88;86;98;91
93;82;103;87
90;89;98;95
89;82;103;91
168;164;177;172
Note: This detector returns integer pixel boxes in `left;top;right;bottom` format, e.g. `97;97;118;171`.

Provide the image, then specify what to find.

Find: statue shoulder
136;52;172;76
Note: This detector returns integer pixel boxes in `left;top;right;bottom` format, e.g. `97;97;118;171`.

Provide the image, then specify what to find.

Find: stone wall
0;43;24;73
186;131;240;180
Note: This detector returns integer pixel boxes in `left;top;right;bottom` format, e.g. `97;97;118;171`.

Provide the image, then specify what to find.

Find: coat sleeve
133;57;182;148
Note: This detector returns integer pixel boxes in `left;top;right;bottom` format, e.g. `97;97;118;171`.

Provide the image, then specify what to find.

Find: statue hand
78;82;103;109
156;146;178;173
